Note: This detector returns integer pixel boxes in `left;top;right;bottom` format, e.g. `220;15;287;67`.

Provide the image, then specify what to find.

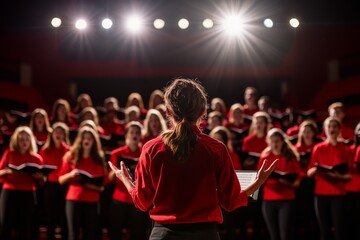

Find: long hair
73;93;93;114
10;126;38;155
209;126;233;152
263;128;299;161
148;89;164;109
248;111;271;136
228;103;244;125
42;122;70;151
68;126;105;167
125;92;145;110
162;78;207;163
80;107;100;126
51;98;71;123
297;119;319;145
29;108;52;133
143;109;167;138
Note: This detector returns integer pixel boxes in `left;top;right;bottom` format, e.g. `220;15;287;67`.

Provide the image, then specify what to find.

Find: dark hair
297;119;318;145
162;78;207;163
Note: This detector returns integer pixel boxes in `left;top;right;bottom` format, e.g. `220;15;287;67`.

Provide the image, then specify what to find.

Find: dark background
0;0;359;125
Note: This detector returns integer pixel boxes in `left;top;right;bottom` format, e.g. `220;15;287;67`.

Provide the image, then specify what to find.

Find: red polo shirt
345;145;360;192
308;141;352;196
129;127;248;224
242;134;267;155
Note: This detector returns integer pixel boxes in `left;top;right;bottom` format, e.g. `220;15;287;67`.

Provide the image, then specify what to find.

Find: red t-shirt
34;131;49;143
242;105;259;117
345;145;360;192
308;141;352;196
286;125;299;137
59;154;106;202
0;149;43;191
128;127;248;224
229;150;242;170
101;121;125;136
242;134;267;154
110;145;141;203
257;152;301;201
295;142;316;177
39;143;70;182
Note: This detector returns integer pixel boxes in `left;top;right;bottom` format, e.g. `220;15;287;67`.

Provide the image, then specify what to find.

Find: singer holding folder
109;78;278;240
307;117;352;240
58;126;107;240
0;126;45;239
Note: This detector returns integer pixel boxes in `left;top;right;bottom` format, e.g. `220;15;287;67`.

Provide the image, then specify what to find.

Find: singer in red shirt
109;78;277;240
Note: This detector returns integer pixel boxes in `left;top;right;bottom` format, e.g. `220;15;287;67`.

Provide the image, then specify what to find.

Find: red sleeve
58;157;73;177
355;147;360;164
0;149;10;171
308;144;319;170
129;149;155;211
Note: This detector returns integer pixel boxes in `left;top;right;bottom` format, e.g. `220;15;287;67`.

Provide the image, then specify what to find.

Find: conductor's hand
256;159;278;184
245;159;278;197
108;161;135;190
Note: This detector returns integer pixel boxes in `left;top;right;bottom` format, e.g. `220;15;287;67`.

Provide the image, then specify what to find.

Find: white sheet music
235;170;259;201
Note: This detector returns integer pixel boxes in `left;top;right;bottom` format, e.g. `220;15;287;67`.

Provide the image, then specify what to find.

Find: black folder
8;163;57;175
299;151;312;168
315;162;349;174
270;170;298;182
117;156;139;178
77;169;105;187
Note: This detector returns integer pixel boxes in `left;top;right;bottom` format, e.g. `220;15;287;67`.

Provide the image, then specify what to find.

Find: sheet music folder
8;163;57;175
235;170;259;201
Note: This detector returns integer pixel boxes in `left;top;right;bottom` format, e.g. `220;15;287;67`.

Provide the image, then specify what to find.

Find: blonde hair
80;107;100;126
209;126;233;152
228;103;244;124
67;126;105;167
143;109;167;138
125;92;145;110
73;93;93;114
323;116;341;139
51;98;71;123
29;108;52;133
42;122;70;151
148;89;164;109
248;111;271;135
263;128;299;161
10;126;38;155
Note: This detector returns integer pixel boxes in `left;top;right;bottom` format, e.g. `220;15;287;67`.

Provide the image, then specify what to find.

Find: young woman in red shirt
294;119;321;239
108;121;150;240
100;97;125;136
50;98;77;130
142;109;168;145
0;126;45;239
39;122;70;240
109;78;277;240
29;108;52;147
307;117;352;240
58;126;107;240
258;128;301;240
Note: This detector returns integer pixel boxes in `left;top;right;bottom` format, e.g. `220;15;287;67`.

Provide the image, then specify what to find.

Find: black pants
44;182;68;240
108;200;149;240
0;189;36;240
262;200;295;240
315;195;346;240
346;191;360;238
65;200;100;240
150;222;220;240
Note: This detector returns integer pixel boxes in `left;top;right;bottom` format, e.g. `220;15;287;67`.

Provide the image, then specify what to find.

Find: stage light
178;18;189;30
222;15;245;35
153;19;165;29
75;19;87;30
263;18;273;28
202;18;214;29
126;15;142;33
51;17;62;28
101;18;113;29
289;18;300;28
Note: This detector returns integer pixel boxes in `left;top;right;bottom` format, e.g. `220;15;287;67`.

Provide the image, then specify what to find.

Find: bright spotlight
153;19;165;29
126;15;142;33
51;17;62;28
75;19;87;30
289;18;300;28
202;18;214;29
102;18;113;29
178;18;189;30
263;18;273;28
222;15;244;35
